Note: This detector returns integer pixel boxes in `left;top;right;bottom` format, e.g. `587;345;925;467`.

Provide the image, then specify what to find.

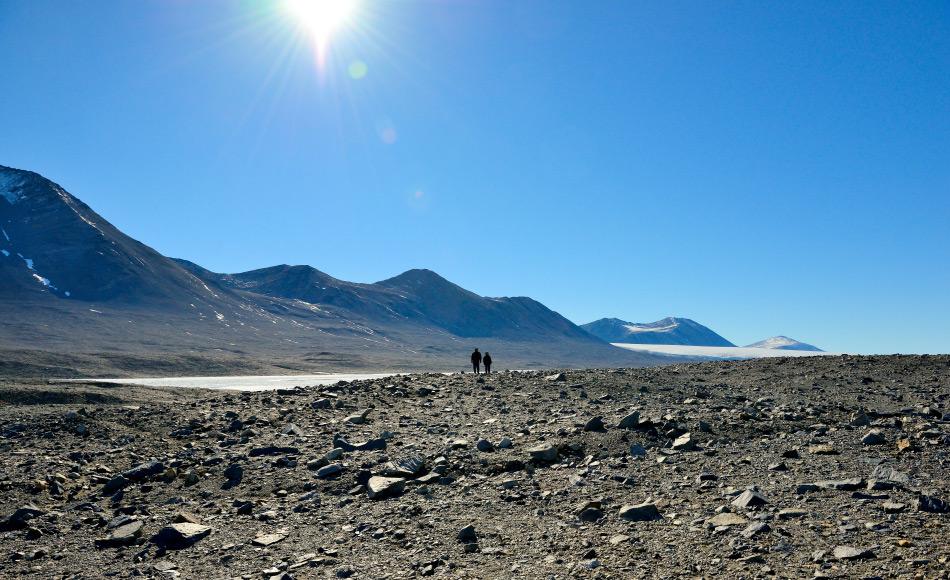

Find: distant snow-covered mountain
581;317;735;347
745;336;823;352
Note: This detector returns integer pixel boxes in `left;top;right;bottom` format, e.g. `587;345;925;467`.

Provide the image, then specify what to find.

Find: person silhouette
470;348;482;374
483;352;492;374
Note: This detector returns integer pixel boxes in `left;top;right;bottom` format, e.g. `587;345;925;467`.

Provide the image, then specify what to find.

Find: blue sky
1;1;948;353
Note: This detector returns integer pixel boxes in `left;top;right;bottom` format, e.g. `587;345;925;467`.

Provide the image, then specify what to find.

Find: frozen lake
65;373;399;391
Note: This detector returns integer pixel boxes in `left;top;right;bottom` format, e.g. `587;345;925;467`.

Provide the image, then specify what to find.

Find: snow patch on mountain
745;336;822;351
624;321;678;334
0;173;24;204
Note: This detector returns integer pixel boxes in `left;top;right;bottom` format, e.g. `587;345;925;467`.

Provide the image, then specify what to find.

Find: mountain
1;164;667;376
745;336;823;351
581;317;736;347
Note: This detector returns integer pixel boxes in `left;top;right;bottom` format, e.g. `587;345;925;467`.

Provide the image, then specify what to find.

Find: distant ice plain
612;343;836;359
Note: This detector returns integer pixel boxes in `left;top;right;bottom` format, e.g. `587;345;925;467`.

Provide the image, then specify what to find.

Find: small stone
380;456;426;478
457;525;478;543
732;490;768;509
224;463;244;483
861;430;886;445
883;502;906;513
172;511;201;524
316;463;343;479
476;439;494;452
152;523;212;549
609;534;630;545
281;423;304;436
777;508;808;520
832;546;875;560
807;444;837;455
740;521;770;538
617;411;640;429
102;475;129;494
896;438;915;453
583;416;605;432
816;478;864;491
4;505;45;529
344;410;370;425
917;494;950;514
252;532;288;547
578;507;603;522
123;460;165;481
618;502;662;522
629;443;647;457
527;443;559;462
367;477;405;500
671;433;696;451
95;520;144;548
498;437;513;449
707;513;747;527
311;398;332;409
545;372;566;382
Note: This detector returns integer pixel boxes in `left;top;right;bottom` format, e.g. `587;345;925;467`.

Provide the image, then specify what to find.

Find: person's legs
472;362;478;374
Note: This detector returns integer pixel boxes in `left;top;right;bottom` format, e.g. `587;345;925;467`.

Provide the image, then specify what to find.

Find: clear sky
1;1;948;354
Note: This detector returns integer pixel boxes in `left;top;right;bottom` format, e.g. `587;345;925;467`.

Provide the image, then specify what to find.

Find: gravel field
0;355;948;579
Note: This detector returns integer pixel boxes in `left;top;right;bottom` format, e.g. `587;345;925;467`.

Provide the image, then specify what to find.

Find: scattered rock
583;416;605;432
527;443;559;463
152;523;212;549
618;502;662;522
95;521;143;548
671;432;696;451
732;490;768;509
367;477;405;500
917;495;949;514
707;512;747;527
861;429;886;445
833;546;875;561
617;411;640;429
457;525;478;543
252;532;288;547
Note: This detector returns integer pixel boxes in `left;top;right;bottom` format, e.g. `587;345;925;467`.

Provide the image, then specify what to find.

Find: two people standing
470;348;492;374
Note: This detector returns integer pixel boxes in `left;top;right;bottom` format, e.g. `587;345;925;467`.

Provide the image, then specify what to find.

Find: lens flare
286;0;357;42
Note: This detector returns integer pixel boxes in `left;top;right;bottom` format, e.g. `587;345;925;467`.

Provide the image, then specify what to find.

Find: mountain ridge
581;316;736;347
1;164;665;375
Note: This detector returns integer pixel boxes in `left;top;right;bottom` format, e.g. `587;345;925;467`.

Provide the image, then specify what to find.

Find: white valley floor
61;373;399;391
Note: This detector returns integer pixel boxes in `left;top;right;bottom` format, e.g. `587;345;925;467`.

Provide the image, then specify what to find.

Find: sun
286;0;358;44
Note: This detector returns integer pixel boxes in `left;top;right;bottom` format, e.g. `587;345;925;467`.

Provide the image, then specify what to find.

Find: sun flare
286;0;357;44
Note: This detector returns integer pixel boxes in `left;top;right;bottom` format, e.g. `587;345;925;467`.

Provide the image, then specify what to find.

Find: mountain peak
378;268;450;286
745;336;823;351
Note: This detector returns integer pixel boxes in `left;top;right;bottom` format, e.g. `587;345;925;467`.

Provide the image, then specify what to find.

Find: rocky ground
0;355;948;579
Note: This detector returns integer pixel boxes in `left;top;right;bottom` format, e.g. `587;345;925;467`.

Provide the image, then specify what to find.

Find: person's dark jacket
483;354;492;367
471;350;482;364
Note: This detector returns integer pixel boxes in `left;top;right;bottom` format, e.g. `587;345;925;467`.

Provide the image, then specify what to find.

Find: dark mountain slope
0;165;223;306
